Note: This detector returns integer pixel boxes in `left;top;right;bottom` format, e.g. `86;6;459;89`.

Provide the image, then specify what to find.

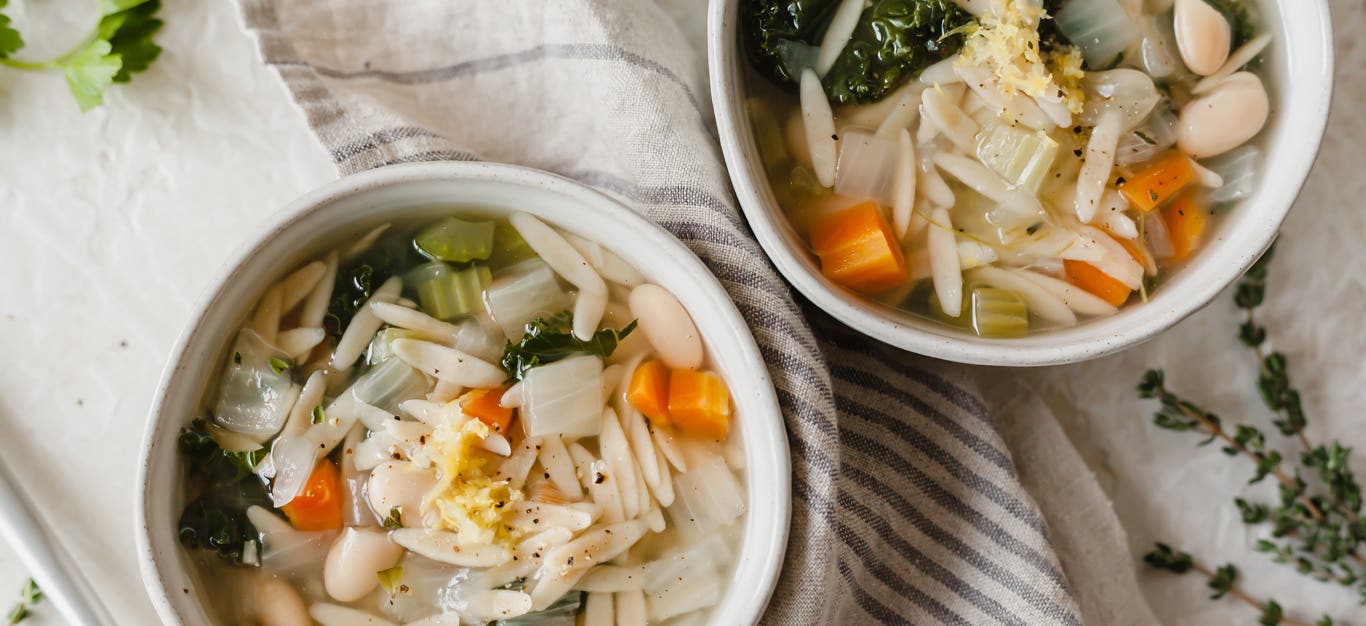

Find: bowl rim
133;161;792;625
706;0;1335;366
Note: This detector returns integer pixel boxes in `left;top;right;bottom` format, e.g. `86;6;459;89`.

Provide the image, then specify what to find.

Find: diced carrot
459;387;514;434
1064;260;1133;307
809;202;908;293
1119;152;1196;212
627;360;672;428
1162;193;1208;262
281;460;343;531
667;370;732;440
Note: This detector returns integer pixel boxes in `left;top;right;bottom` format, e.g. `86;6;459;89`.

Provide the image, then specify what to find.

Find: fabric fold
238;0;1094;622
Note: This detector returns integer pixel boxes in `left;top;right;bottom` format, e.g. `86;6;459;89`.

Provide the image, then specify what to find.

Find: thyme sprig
1145;544;1325;626
1139;243;1365;623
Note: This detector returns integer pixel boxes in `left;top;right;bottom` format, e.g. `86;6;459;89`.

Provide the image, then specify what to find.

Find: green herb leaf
383;508;403;531
1258;599;1283;626
99;0;162;83
500;312;638;381
268;357;290;376
312;405;326;425
6;603;27;625
1207;564;1237;599
0;0;25;59
62;39;122;112
19;580;39;606
1143;543;1193;574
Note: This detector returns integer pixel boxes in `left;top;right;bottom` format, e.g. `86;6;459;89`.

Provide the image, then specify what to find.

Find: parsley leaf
0;0;25;59
63;40;122;112
499;311;638;381
382;508;403;530
100;0;162;83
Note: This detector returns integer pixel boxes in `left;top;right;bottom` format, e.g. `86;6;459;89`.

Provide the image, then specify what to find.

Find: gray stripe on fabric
838;488;1033;626
821;320;1002;432
382;150;484;165
836;424;1070;587
836;392;1051;536
828;360;1015;473
841;461;1078;622
330;126;445;162
786;434;978;626
297;43;707;122
567;172;750;235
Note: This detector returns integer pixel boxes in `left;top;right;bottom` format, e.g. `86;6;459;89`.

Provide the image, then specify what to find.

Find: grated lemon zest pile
413;409;524;549
958;0;1087;114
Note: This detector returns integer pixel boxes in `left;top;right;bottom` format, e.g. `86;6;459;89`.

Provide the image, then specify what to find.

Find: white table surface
0;0;1359;624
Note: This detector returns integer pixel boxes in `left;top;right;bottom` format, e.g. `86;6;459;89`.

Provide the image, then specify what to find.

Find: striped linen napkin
237;1;1144;623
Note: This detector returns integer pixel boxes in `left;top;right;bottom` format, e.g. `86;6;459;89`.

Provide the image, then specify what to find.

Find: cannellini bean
800;68;838;188
629;284;703;370
309;602;397;626
278;261;328;314
323;528;403;602
390;529;512;567
254;576;312;626
509;213;608;341
367;461;436;526
391;338;505;388
1178;72;1269;158
1174;0;1231;75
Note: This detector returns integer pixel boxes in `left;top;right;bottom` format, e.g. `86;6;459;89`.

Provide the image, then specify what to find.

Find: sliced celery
976;125;1059;193
414;217;495;263
488;219;537;268
969;287;1029;338
930;285;1029;338
351;356;428;411
405;261;492;321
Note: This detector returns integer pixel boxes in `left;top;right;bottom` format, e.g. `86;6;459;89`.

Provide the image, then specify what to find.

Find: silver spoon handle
0;461;113;626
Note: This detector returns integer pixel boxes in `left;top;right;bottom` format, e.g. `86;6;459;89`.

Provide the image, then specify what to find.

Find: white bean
629;284;703;370
309;602;397;626
1178;72;1269;158
253;576;311;626
323;528;403;602
367;461;436;526
1174;0;1231;75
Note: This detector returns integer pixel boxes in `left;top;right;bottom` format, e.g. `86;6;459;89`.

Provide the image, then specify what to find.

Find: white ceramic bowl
708;0;1333;366
134;162;791;624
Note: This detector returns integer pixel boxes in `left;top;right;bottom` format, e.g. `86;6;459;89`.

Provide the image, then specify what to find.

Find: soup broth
742;0;1272;337
177;212;747;626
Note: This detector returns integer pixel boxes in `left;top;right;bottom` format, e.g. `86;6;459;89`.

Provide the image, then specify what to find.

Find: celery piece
488;219;537;269
414;217;495;263
405;261;492;321
351;357;429;412
977;125;1059;193
930;285;1029;338
969;287;1029;338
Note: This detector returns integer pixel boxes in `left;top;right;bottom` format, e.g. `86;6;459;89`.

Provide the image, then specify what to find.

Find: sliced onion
269;435;320;507
834;128;900;208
